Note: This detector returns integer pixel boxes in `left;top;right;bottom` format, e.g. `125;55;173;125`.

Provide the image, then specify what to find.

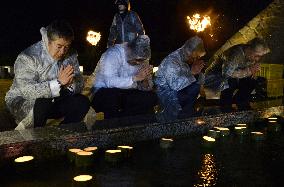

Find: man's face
187;50;206;64
48;37;71;61
127;58;146;66
118;4;127;12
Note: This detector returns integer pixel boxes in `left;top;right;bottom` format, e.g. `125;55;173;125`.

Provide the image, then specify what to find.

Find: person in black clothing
107;0;145;48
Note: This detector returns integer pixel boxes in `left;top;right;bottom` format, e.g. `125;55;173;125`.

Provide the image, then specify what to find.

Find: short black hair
46;20;74;42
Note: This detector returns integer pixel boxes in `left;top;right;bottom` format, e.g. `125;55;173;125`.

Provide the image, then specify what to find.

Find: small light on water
235;127;246;130
161;138;173;142
251;132;263;135
84;147;98;152
73;175;93;182
268;117;277;120
269;120;277;123
214;127;229;131
14;156;34;163
160;138;174;149
117;146;133;150
106;150;121;153
69;148;82;153
203;136;215;142
76;151;93;156
237;123;247;127
105;150;122;162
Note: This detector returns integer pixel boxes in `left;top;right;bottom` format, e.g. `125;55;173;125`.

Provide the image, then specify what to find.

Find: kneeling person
91;35;157;119
155;36;206;122
5;20;90;130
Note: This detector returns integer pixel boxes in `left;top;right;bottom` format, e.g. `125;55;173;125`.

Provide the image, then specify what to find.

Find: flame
73;175;93;182
86;30;101;46
235;127;246;130
203;136;215;142
76;151;93;156
251;132;263;135
106;150;122;154
84;147;98;152
268;117;277;120
68;148;82;153
187;13;211;32
161;138;174;142
117;146;133;150
14;156;34;163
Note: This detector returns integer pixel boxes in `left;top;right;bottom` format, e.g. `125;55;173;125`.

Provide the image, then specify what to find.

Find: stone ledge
0;106;282;162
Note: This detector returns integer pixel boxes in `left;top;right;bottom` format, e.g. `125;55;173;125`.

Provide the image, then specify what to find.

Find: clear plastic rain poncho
92;35;152;94
154;36;205;122
5;28;84;130
204;44;256;93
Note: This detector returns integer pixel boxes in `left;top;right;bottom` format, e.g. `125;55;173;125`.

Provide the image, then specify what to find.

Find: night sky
0;0;273;66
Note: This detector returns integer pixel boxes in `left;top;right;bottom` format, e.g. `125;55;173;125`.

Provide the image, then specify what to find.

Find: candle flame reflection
194;154;218;187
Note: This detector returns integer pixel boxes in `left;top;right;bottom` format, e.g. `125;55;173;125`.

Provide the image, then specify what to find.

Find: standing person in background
5;20;90;130
155;36;206;122
107;0;145;48
205;38;270;112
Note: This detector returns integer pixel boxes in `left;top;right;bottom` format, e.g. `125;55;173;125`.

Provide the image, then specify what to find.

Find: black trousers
33;94;90;128
91;88;158;119
177;82;201;118
220;77;256;111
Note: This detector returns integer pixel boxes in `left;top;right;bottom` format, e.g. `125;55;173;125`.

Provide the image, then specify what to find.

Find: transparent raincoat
5;28;84;130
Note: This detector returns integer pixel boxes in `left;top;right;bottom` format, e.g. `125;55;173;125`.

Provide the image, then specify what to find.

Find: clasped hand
133;64;153;82
58;64;74;86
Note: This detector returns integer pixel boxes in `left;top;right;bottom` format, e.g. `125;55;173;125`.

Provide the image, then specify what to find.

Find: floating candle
105;150;122;163
268;120;281;132
117;146;133;158
202;136;216;148
14;156;34;163
214;127;230;136
74;175;93;182
73;174;94;187
251;132;265;141
236;123;247;127
68;148;82;163
160;138;174;149
208;130;220;139
14;156;35;174
234;127;247;135
84;147;98;157
75;151;94;168
268;117;277;120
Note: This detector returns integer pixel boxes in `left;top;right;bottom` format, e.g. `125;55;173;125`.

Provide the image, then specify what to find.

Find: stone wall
208;0;284;68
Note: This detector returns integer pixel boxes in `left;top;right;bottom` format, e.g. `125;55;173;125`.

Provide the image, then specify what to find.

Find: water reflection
194;153;218;187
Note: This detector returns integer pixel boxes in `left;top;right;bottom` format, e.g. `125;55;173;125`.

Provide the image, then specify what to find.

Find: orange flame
187;14;211;32
86;30;101;46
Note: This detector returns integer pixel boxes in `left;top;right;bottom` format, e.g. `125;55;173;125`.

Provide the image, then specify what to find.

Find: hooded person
5;20;90;130
107;0;145;48
204;37;270;112
91;35;157;119
154;36;206;122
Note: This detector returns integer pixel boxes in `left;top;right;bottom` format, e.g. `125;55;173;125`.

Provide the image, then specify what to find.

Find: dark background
0;0;272;70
